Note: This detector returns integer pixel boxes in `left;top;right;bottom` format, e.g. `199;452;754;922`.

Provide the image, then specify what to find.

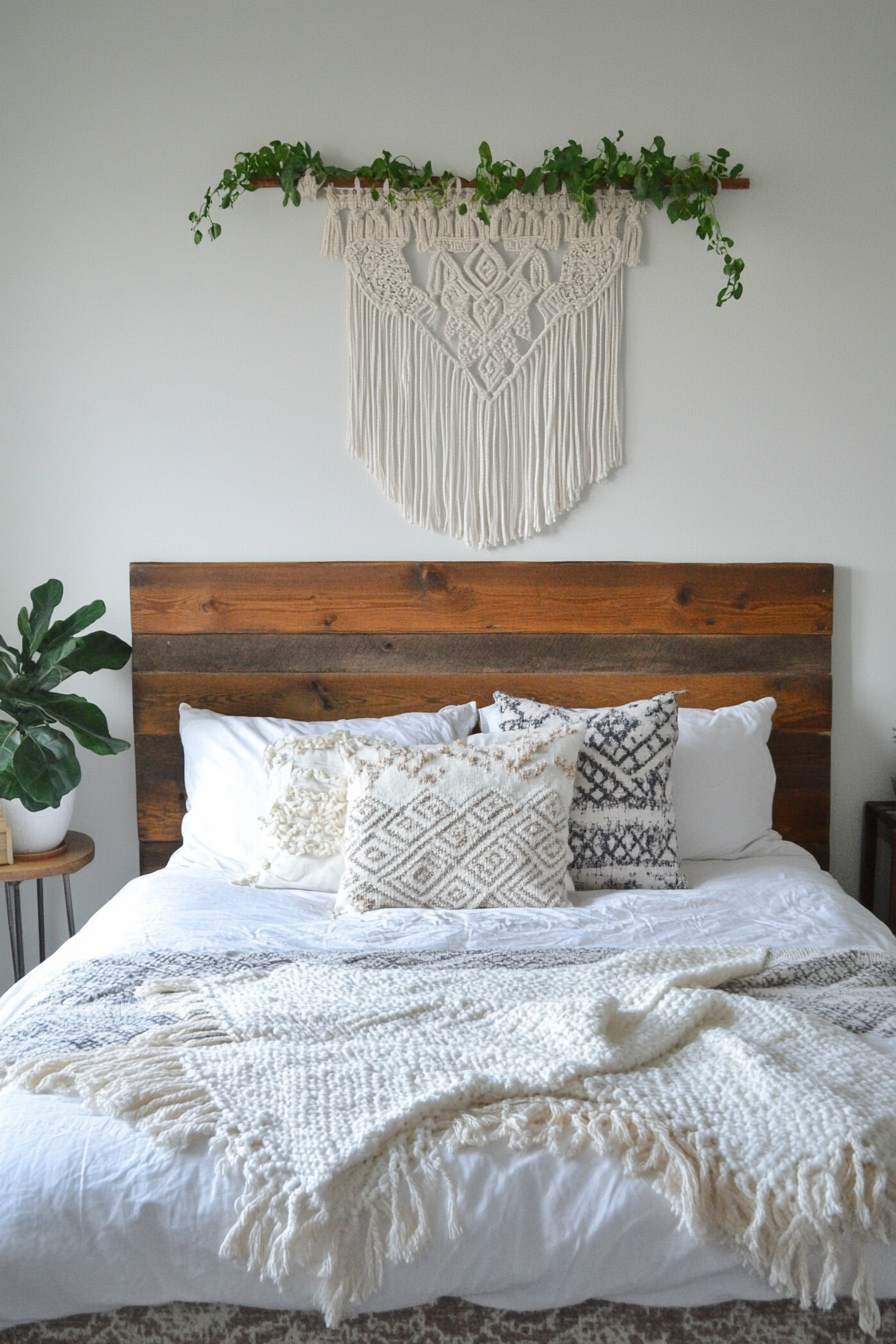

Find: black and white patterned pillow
490;691;687;892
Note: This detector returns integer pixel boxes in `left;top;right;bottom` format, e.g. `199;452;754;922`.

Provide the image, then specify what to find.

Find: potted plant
0;580;131;855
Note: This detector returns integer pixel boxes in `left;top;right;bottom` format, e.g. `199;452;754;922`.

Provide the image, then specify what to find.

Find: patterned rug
1;1298;892;1344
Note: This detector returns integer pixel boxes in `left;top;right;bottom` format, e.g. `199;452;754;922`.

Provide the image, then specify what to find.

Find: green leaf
12;729;81;809
57;631;131;676
42;600;106;652
478;141;492;167
0;764;30;807
209;222;222;241
26;579;64;654
194;231;202;245
22;691;129;756
0;721;17;773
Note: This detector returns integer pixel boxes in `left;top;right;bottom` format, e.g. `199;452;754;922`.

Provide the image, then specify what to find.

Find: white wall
1;0;894;990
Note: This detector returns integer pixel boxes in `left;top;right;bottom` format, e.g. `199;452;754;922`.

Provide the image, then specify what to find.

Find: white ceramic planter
0;789;76;856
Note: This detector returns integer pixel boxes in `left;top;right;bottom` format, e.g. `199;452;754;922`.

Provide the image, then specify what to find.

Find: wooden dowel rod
250;176;749;192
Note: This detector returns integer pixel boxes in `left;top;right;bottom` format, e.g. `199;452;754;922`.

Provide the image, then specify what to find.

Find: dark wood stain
132;672;831;736
132;633;831;677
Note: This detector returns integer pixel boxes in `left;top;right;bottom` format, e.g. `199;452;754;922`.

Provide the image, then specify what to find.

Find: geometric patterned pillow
490;691;687;892
333;724;585;915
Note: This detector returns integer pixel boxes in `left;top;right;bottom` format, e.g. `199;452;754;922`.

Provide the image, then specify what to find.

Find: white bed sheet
1;845;895;1329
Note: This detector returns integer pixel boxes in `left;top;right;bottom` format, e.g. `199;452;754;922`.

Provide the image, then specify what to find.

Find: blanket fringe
448;1098;896;1336
5;957;896;1336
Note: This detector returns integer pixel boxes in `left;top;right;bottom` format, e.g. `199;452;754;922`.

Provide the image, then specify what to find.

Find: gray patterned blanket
3;944;896;1065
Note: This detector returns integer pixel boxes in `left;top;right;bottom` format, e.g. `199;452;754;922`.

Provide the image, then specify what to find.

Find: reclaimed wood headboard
130;561;833;874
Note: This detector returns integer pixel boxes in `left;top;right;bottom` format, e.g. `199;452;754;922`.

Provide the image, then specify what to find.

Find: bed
2;560;896;1344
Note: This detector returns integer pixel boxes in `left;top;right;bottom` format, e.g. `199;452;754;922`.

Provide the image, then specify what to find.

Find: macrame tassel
297;170;320;202
346;272;625;548
321;186;346;258
622;198;644;266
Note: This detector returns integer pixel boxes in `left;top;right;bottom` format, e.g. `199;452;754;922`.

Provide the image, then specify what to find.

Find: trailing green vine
190;135;746;306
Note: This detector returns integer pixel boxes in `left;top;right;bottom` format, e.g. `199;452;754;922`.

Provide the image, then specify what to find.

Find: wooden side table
859;802;896;931
2;831;94;982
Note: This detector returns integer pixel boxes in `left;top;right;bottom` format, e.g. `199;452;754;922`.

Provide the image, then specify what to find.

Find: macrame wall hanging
318;182;643;548
191;138;748;548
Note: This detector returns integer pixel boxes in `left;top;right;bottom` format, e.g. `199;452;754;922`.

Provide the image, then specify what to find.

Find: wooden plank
769;731;831;868
130;563;833;637
132;672;831;736
134;734;185;840
251;176;751;191
140;841;180;874
132;632;831;677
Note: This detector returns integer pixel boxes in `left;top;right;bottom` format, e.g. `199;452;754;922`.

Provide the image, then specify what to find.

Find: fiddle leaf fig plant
0;580;132;811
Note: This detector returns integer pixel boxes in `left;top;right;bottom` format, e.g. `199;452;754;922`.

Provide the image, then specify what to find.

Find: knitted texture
7;946;896;1334
334;725;583;914
491;691;687;890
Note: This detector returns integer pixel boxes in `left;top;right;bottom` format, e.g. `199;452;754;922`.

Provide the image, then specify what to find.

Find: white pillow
480;695;777;863
172;701;479;876
673;699;777;860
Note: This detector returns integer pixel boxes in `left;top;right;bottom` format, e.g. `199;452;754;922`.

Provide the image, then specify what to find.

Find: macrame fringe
4;995;892;1334
321;182;644;261
323;182;641;547
347;278;624;547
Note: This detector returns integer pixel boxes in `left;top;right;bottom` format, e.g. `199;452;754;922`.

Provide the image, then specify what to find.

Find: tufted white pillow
334;725;585;915
171;701;479;877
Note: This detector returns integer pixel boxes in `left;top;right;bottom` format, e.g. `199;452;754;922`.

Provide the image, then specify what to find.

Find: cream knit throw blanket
8;945;896;1332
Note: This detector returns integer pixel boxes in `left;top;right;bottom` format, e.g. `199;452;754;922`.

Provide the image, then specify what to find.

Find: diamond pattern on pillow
335;727;584;914
491;692;687;892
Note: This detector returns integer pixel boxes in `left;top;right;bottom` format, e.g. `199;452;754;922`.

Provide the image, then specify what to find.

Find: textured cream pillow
334;725;585;915
237;731;353;891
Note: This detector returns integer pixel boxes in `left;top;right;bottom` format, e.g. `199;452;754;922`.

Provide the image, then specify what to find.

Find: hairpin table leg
5;882;20;981
37;878;45;963
63;873;76;938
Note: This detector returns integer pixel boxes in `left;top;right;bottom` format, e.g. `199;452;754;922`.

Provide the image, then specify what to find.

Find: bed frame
130;560;833;872
4;561;851;1344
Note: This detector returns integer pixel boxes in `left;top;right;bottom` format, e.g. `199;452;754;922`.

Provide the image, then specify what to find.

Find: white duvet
1;842;895;1329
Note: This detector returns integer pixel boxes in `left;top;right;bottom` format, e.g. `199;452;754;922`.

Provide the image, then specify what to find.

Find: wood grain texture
130;563;833;637
130;562;832;875
132;672;830;735
140;841;181;874
251;175;751;190
132;632;831;677
769;732;831;869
